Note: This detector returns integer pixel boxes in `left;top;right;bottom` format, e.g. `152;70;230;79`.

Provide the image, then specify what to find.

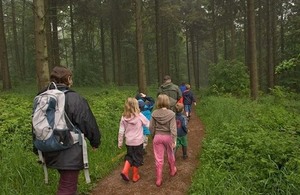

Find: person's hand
140;93;146;98
118;145;122;149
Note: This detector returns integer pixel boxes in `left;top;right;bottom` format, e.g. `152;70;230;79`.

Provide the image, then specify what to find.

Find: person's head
156;94;170;109
185;84;191;90
123;97;140;118
175;103;184;113
163;75;171;83
50;66;73;87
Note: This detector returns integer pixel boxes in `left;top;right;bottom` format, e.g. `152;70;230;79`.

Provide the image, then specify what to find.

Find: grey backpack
32;82;77;152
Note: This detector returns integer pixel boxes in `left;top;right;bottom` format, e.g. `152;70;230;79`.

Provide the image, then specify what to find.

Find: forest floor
90;107;205;195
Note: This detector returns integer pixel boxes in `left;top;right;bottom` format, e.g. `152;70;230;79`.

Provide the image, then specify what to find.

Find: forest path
90;107;205;195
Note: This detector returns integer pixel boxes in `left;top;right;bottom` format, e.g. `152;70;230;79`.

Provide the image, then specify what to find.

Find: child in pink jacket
118;97;150;182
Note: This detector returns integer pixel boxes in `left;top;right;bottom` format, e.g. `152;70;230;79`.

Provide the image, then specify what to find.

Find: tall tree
0;0;12;90
155;0;163;83
135;0;147;93
33;0;49;90
69;0;76;68
11;0;22;79
247;0;258;99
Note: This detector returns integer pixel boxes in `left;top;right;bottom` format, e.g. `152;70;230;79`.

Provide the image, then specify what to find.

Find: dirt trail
90;108;205;195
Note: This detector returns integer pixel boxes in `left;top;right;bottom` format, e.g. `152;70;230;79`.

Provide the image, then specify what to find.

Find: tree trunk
50;0;60;67
11;0;22;80
33;0;50;91
70;0;76;68
266;0;274;90
135;0;147;93
100;18;107;83
186;29;191;84
0;0;12;90
211;0;218;64
247;0;258;100
21;0;26;78
155;0;163;84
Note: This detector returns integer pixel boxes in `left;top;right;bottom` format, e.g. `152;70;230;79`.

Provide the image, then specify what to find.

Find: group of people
32;66;196;194
118;75;196;187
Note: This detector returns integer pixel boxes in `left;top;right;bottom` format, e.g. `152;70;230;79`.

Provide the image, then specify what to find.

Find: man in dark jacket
157;75;182;112
33;66;101;195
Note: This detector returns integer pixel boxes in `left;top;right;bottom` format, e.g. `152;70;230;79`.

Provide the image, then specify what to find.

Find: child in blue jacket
136;93;155;154
175;103;188;159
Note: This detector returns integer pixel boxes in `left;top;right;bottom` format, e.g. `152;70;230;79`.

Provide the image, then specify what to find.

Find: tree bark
0;0;12;90
33;0;50;90
11;0;22;80
70;0;76;68
247;0;258;100
155;0;163;84
135;0;147;93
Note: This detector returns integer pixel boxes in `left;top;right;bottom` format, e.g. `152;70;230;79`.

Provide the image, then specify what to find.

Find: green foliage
0;86;138;194
275;54;300;92
189;94;300;194
208;59;250;96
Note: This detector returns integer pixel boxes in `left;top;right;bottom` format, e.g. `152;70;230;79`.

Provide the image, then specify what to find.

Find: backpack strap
81;133;90;183
38;150;48;184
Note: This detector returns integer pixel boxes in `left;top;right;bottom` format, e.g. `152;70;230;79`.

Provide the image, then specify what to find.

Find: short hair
156;94;170;109
50;66;72;86
185;84;191;89
163;75;171;81
175;103;184;113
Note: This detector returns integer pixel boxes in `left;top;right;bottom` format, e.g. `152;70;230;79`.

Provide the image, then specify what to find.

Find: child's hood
123;114;142;125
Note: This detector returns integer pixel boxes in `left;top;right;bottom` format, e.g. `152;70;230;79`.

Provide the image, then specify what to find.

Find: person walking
33;65;101;195
182;84;196;119
174;103;189;159
149;94;177;187
136;92;155;154
118;97;150;182
157;75;182;112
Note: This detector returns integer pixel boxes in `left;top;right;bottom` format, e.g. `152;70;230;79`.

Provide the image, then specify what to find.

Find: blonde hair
122;97;140;118
175;103;184;113
185;84;191;89
156;94;170;109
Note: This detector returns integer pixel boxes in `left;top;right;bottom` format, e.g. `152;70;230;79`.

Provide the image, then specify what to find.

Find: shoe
120;161;130;181
156;180;162;187
132;166;140;182
170;167;177;176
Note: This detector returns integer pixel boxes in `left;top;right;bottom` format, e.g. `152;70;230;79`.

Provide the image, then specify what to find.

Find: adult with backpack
157;75;182;112
32;66;101;195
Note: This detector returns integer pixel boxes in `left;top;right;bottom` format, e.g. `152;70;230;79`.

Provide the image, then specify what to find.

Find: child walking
136;93;155;154
118;97;150;182
149;94;177;187
182;84;196;119
175;103;188;159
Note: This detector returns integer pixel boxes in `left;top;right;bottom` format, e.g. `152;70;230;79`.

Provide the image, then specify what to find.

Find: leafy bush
189;94;300;194
208;59;250;96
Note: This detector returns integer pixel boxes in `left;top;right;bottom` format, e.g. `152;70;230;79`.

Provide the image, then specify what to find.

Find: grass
1;86;300;194
189;94;300;194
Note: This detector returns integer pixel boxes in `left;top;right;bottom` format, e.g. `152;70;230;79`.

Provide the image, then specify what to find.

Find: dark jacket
176;113;188;137
34;84;101;170
157;82;182;111
183;90;196;105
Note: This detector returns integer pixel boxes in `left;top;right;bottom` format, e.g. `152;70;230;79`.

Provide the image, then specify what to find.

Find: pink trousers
153;134;176;180
57;170;80;195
